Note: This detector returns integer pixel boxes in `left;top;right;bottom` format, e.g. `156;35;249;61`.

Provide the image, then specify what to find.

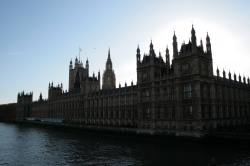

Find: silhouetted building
16;25;250;132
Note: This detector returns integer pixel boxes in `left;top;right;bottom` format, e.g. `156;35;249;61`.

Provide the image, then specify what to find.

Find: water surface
0;122;249;165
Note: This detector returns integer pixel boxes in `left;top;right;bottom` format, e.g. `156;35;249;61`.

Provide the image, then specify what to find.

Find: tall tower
102;48;116;89
17;91;33;120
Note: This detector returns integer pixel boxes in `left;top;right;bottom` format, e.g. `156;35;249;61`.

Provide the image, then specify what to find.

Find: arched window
107;77;110;85
143;72;148;80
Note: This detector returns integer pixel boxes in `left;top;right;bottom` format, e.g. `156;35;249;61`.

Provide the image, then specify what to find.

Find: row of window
201;106;250;119
141;84;192;102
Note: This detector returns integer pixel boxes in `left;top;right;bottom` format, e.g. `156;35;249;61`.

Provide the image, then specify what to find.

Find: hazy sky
1;0;250;104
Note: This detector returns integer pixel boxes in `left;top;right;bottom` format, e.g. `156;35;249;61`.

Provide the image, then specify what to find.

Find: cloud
6;52;26;55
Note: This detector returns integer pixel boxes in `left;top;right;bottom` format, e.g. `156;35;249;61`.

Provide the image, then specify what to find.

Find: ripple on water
1;122;250;166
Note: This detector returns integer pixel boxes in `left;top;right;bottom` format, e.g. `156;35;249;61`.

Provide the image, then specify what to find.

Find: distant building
16;25;250;131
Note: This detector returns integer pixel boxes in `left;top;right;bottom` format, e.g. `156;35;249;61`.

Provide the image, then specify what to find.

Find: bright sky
1;0;250;104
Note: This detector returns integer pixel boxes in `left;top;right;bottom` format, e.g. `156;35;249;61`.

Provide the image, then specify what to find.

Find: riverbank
2;119;250;144
2;119;202;142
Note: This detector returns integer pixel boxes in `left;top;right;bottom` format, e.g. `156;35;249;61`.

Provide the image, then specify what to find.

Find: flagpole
79;46;80;62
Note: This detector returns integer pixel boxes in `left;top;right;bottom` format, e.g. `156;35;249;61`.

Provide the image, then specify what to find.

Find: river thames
0;122;250;166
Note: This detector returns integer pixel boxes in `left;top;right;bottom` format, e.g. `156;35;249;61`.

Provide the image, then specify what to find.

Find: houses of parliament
16;25;250;132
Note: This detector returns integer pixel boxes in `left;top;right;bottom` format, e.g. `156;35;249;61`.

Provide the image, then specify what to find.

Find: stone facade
16;25;250;132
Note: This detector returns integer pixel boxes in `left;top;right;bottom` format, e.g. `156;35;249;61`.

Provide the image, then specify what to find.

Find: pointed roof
166;45;169;54
137;45;140;54
108;48;111;60
206;32;210;41
150;40;153;50
191;24;195;35
173;31;177;41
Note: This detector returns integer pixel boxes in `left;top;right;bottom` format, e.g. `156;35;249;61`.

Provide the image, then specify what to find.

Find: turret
85;58;89;69
86;58;89;76
200;39;203;51
39;93;42;101
228;70;231;81
206;32;212;55
75;56;78;66
106;48;112;70
173;31;178;58
216;67;220;77
98;70;100;81
165;45;170;68
223;69;225;80
16;91;33;120
102;49;116;90
69;59;73;69
238;74;241;83
149;40;155;56
191;24;197;51
234;72;237;82
136;45;141;63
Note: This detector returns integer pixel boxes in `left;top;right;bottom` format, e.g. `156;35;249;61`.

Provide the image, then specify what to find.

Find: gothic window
201;106;205;119
107;77;110;85
164;108;168;119
108;64;110;69
182;63;189;73
156;89;160;101
155;72;160;78
142;90;149;102
164;88;168;100
116;110;119;118
142;108;150;119
143;72;148;81
222;106;226;118
128;110;131;118
172;107;176;119
216;106;220;118
127;95;131;105
208;106;212;119
183;106;193;119
171;86;175;100
228;106;231;118
134;110;138;118
207;86;210;99
184;84;191;99
156;108;161;119
110;111;113;118
200;85;204;98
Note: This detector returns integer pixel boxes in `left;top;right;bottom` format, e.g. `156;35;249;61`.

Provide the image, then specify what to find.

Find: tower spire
173;31;178;58
206;32;212;55
191;24;197;50
108;48;111;60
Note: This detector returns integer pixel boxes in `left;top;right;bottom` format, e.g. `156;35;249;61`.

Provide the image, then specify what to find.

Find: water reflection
0;122;250;166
